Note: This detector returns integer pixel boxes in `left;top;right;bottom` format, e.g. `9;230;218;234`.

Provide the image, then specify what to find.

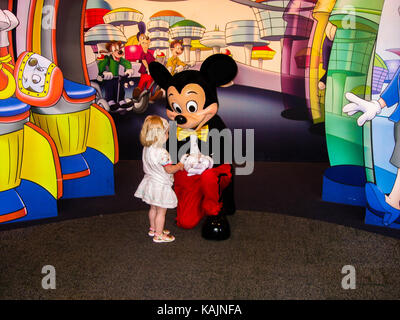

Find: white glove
187;167;204;176
180;153;190;165
343;92;382;126
102;71;113;80
0;10;19;48
180;153;196;172
187;156;213;176
199;155;213;169
125;68;134;78
180;153;213;176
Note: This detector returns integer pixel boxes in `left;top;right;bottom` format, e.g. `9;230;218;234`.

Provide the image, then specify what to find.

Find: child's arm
164;162;184;174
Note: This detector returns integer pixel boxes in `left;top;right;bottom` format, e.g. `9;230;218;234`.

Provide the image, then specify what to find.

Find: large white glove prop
180;153;213;176
180;154;197;173
0;10;19;48
188;155;213;176
180;135;213;176
343;92;381;126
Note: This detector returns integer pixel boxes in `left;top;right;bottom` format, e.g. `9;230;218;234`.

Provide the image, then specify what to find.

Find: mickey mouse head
149;54;238;130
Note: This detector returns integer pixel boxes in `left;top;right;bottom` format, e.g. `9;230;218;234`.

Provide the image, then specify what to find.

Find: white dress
134;145;178;209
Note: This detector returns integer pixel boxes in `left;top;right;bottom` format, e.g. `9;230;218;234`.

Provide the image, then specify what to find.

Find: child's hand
178;162;185;171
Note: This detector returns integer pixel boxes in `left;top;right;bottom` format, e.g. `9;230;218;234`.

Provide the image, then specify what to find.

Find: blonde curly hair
139;115;169;147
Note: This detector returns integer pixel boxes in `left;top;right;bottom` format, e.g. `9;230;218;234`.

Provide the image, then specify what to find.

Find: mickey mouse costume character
149;54;237;240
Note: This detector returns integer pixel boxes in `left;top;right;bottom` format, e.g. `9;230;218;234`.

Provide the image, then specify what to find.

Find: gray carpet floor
1;209;399;300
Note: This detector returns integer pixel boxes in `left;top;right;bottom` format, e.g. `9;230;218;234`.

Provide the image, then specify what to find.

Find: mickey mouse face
149;54;238;130
166;83;218;130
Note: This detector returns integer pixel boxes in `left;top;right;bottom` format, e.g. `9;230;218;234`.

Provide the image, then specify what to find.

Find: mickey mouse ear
200;54;238;87
149;61;172;90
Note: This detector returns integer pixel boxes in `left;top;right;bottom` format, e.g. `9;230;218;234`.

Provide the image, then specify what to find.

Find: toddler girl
134;115;184;242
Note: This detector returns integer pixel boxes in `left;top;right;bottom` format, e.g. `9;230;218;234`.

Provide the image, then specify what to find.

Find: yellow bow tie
177;125;209;142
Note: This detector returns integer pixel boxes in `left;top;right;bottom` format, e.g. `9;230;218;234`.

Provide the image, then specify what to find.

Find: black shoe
201;214;230;241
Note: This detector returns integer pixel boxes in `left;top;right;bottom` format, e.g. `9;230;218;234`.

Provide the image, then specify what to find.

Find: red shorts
173;164;232;229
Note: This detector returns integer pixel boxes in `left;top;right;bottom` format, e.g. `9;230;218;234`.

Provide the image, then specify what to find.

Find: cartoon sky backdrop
86;0;283;73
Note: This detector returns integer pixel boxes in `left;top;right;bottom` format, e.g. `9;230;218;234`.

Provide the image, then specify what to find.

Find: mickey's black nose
175;115;187;125
118;50;123;55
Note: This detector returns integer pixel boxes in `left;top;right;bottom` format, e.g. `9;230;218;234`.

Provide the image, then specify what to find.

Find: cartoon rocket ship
0;9;62;223
14;51;118;200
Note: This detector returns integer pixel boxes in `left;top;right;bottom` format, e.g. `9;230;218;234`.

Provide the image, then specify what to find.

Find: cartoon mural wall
1;0;400;231
340;0;400;230
0;0;118;224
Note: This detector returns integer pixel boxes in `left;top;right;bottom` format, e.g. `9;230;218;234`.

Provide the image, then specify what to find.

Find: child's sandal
153;233;175;243
148;228;170;237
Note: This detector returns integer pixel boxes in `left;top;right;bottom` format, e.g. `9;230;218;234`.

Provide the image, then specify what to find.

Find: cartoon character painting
166;39;195;75
97;40;135;111
133;22;163;102
0;9;63;224
343;69;400;226
318;22;336;91
149;54;237;240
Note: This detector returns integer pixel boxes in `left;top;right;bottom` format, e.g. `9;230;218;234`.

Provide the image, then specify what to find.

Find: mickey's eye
172;103;182;113
186;101;198;113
